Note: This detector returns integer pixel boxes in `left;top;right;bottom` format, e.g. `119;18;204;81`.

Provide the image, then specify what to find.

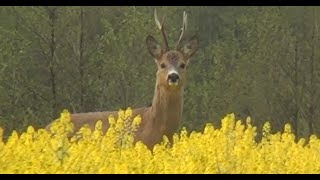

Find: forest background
0;6;319;139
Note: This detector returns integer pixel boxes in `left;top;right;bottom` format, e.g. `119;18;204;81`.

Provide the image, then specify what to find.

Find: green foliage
0;7;320;139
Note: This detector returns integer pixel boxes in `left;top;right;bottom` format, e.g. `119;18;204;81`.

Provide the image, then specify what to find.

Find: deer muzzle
167;71;180;87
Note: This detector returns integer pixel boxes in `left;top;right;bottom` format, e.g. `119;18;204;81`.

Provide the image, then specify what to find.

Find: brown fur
46;13;199;150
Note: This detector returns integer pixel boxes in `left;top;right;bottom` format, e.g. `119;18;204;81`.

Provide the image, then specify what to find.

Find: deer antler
176;11;188;49
154;9;169;51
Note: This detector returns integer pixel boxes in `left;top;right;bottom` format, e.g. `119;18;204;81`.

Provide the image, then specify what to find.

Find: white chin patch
168;81;179;87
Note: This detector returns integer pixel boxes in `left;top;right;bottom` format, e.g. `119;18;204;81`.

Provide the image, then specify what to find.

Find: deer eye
180;63;186;69
160;63;166;69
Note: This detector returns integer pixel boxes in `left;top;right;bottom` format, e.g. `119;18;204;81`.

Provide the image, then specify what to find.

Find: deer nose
168;73;180;82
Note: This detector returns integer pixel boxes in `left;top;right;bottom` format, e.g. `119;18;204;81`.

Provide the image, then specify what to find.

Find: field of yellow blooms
0;108;320;174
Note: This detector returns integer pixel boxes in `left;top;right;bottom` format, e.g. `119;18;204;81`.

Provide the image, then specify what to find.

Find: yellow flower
132;115;142;126
124;107;133;119
1;109;320;174
108;115;116;125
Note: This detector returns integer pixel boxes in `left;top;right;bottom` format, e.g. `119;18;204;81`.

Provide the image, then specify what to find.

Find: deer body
46;10;199;150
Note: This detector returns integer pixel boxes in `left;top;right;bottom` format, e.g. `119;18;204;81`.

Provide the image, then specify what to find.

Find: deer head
146;9;199;91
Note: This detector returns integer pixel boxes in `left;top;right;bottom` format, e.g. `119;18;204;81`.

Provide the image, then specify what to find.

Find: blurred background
0;6;319;139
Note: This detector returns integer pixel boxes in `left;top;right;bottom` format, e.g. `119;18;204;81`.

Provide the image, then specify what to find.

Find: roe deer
46;10;199;150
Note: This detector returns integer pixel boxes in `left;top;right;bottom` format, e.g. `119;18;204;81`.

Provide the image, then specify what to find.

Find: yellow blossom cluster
0;108;320;174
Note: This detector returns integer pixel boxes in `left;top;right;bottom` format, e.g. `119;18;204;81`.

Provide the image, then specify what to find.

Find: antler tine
154;9;169;51
176;11;188;49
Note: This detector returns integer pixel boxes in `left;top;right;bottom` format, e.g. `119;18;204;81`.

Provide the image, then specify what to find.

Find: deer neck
149;79;184;136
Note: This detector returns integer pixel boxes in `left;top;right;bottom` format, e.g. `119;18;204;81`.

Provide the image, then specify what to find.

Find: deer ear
146;35;162;59
181;35;199;58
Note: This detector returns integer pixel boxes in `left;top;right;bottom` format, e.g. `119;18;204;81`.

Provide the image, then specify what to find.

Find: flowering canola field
0;108;320;174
